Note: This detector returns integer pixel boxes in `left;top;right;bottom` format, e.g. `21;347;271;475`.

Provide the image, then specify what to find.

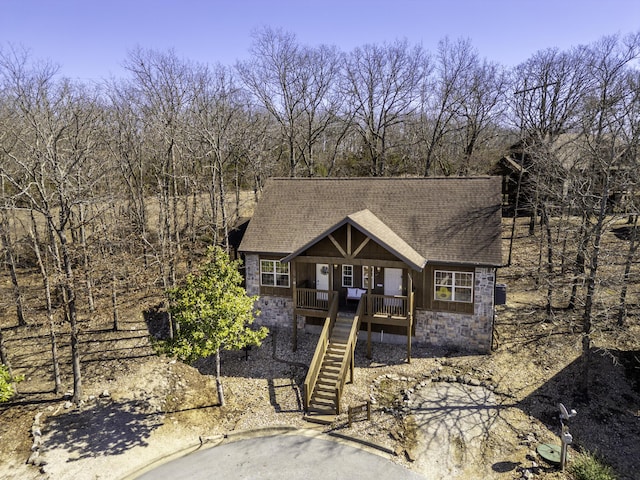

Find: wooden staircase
304;314;358;424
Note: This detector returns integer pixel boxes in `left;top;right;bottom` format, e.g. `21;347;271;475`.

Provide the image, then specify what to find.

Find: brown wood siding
424;264;474;314
410;269;425;309
296;262;315;289
302;224;400;263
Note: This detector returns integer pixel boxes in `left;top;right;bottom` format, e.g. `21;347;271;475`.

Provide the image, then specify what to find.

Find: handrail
303;294;339;412
296;288;334;310
334;298;364;414
364;293;408;317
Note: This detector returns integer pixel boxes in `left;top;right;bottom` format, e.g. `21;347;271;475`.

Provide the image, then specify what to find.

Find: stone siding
245;253;294;327
414;267;495;353
254;295;294;327
245;254;260;297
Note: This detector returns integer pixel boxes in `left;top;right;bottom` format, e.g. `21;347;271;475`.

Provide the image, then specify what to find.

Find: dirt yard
0;219;639;480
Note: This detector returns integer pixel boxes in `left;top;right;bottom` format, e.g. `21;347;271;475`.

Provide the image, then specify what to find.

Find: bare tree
510;45;594;315
105;80;152;267
189;64;245;251
295;44;345;176
455;57;508;175
616;69;640;326
237;27;307;177
0;47;106;403
123;48;200;337
574;35;640;388
28;210;62;393
342;39;426;176
415;37;471;176
0;196;26;327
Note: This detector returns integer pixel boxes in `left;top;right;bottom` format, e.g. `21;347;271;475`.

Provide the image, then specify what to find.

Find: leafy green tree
0;364;23;402
166;246;267;406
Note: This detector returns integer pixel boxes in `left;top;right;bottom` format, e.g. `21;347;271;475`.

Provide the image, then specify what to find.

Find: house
238;177;503;415
491;148;530;216
492;135;638;219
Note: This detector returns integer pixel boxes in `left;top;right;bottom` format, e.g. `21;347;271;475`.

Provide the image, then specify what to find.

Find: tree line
0;27;639;402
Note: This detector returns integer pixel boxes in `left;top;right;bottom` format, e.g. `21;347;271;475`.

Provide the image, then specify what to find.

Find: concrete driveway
130;429;425;480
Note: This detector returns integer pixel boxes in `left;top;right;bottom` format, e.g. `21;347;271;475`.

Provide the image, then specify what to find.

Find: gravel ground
2;325;572;480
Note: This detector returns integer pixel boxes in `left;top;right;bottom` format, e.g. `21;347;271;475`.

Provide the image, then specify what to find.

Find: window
342;264;353;287
434;270;473;303
362;265;374;289
260;260;290;287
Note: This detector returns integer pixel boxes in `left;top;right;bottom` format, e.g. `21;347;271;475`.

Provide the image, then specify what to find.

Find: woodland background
1;28;640;402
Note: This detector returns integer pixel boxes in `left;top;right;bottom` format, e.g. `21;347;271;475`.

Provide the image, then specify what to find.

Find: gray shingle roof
239;177;503;268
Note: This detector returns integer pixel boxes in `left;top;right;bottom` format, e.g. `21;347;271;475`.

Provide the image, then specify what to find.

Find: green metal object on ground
537;443;562;464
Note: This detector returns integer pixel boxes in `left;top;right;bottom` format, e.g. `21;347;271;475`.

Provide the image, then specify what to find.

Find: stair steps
305;315;358;423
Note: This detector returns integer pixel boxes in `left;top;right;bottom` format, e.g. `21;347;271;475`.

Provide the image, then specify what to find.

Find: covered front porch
290;258;415;362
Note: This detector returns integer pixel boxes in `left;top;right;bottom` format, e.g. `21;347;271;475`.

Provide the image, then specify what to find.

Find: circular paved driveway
133;431;425;480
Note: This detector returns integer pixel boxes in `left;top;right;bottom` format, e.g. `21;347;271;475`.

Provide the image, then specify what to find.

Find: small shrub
0;364;24;402
569;451;616;480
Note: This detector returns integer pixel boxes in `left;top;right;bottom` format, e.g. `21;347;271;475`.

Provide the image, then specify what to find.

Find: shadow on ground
520;349;640;480
43;399;164;461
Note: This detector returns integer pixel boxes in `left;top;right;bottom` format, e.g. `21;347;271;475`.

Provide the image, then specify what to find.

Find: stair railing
333;298;364;414
303;293;338;412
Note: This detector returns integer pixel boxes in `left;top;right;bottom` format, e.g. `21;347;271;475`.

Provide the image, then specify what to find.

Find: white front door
384;268;403;309
384;268;403;296
316;263;329;300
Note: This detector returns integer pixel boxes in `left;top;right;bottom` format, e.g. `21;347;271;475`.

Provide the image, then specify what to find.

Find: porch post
366;264;373;359
292;260;297;352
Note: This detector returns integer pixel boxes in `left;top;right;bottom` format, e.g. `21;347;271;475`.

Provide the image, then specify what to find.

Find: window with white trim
434;270;473;303
342;264;353;287
260;260;290;287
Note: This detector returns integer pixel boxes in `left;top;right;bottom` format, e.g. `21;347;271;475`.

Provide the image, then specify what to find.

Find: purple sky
2;0;639;81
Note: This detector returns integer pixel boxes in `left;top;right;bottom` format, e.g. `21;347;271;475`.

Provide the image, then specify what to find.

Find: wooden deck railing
296;288;335;311
303;294;339;412
363;294;409;317
334;298;363;414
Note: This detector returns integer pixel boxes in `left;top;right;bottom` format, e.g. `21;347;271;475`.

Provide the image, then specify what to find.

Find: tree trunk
0;328;17;396
216;158;230;253
617;214;638;326
112;273;119;331
0;328;9;367
507;165;525;266
79;204;95;313
580;179;609;395
30;220;62;394
57;228;83;404
0;212;26;326
215;348;225;406
170;141;181;254
542;205;554;318
568;215;588;310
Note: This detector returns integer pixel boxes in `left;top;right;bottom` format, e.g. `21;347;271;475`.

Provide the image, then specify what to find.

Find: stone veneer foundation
245;254;294;327
245;254;495;353
413;268;495;353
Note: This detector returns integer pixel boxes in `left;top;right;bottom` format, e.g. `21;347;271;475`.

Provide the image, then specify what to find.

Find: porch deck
294;288;414;361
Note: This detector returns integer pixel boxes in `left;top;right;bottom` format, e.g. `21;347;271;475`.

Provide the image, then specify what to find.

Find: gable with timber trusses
281;209;427;270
